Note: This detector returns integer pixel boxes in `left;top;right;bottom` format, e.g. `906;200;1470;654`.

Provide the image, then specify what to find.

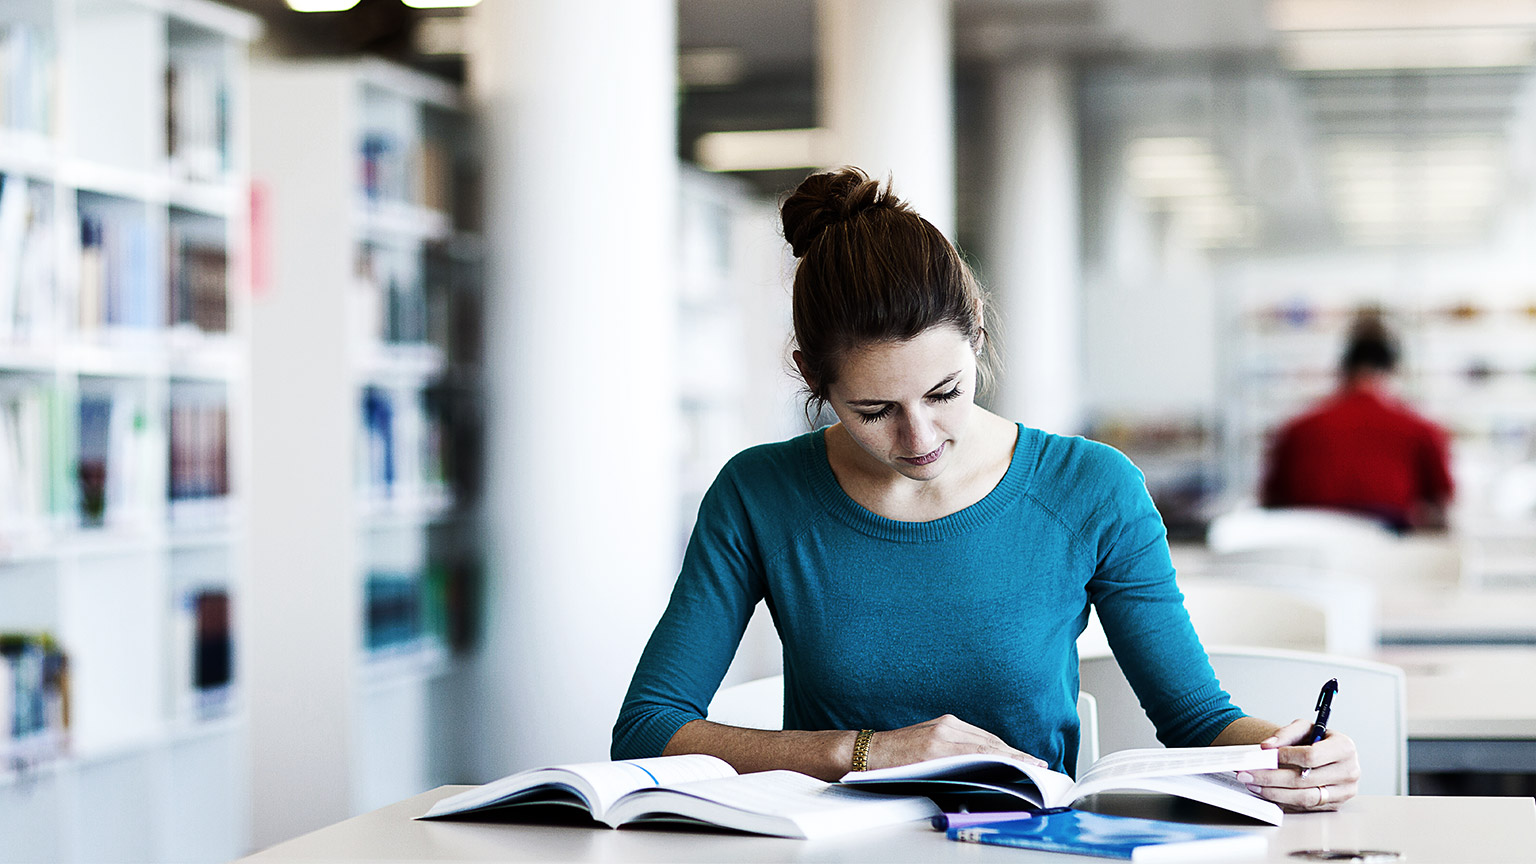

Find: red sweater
1261;386;1454;530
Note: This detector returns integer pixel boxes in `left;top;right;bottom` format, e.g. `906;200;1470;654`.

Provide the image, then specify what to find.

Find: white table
241;787;1536;863
1382;645;1536;774
1378;584;1536;646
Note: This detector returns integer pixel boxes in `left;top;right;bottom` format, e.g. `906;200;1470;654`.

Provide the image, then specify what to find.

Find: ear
792;349;816;390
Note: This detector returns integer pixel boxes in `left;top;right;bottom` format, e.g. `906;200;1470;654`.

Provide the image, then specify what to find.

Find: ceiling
223;0;1536;249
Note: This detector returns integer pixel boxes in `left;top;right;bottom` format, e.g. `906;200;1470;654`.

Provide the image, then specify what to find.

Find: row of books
0;377;232;537
0;173;57;344
1;633;69;770
0;178;233;343
168;393;229;502
165;54;230;184
355;243;430;345
358;131;452;213
171;587;234;719
359;385;446;502
1253;300;1536;330
0;22;52;137
363;558;478;655
0;378;67;535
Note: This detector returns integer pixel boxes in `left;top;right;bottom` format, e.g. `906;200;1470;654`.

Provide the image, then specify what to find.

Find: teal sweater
612;425;1243;774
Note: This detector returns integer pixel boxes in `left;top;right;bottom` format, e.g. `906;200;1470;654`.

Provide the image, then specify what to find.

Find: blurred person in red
1261;311;1454;532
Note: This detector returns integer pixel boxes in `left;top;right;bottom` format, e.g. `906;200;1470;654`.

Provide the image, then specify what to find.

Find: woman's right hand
862;714;1048;771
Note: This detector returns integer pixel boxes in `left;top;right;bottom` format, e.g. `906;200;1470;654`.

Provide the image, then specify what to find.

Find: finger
1243;781;1343;812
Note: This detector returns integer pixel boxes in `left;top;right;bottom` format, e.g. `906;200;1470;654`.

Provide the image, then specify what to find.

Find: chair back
1079;647;1407;795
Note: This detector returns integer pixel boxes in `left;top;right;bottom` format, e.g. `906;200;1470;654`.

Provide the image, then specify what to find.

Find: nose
900;408;939;455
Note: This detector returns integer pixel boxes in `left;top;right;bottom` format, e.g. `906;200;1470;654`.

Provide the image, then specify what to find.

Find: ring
1316;785;1328;808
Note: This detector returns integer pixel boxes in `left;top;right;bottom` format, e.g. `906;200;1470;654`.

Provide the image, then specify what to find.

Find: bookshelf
0;0;258;862
247;57;482;844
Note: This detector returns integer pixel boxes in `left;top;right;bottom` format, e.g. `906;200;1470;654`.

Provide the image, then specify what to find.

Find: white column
817;0;955;235
466;0;678;776
987;60;1082;434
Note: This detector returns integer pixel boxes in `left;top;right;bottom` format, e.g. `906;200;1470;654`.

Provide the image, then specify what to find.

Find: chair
1078;578;1336;659
1079;647;1407;795
1206;507;1397;558
707;674;1103;772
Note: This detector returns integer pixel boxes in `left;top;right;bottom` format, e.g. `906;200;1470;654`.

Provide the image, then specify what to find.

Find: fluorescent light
1124;137;1229;199
1269;0;1536;31
285;0;359;10
679;48;745;88
402;0;480;7
694;128;828;172
414;15;467;55
1282;28;1536;70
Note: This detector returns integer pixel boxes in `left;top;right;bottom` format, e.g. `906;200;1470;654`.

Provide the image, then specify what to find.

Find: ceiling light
1269;0;1536;31
1281;28;1536;70
285;0;359;10
402;0;481;7
694;128;828;172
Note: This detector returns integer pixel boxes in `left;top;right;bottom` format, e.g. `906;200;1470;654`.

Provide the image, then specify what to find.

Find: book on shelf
167;225;228;334
0;377;67;535
364;571;423;653
0;22;54;137
947;809;1267;861
0;173;59;344
840;745;1283;826
169;391;229;505
1;632;69;767
419;754;942;840
173;588;234;718
165;55;229;183
77;388;153;529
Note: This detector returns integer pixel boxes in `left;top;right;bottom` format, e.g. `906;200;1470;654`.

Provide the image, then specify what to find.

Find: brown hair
781;167;994;418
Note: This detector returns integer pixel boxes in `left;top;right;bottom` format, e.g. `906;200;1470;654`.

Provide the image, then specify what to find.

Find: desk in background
240;787;1536;863
1382;645;1536;775
1378;583;1536;646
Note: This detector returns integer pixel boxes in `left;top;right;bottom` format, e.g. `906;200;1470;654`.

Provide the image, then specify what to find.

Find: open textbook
841;744;1283;826
418;754;941;839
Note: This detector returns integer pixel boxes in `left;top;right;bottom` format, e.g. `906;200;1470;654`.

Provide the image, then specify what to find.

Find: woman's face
821;325;979;482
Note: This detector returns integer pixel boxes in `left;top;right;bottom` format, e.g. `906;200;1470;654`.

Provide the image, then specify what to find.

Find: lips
899;443;945;466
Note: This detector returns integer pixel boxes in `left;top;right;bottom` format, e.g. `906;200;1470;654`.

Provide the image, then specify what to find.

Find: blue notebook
947;809;1267;861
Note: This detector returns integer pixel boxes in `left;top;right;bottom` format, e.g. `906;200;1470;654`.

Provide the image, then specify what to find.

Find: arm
665;714;1043;782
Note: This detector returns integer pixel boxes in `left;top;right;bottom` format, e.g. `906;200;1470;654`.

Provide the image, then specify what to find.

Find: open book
419;754;941;839
840;744;1283;826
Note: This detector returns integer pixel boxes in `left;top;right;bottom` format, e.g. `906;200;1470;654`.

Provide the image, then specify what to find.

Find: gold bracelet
851;729;875;772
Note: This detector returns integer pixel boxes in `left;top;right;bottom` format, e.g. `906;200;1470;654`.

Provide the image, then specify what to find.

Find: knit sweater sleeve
1084;449;1246;747
611;458;768;760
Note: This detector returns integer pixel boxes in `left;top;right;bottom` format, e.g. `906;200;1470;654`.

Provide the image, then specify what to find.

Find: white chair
1206;507;1397;558
1079;647;1407;795
1078;578;1335;659
1180;565;1380;657
707;674;1103;773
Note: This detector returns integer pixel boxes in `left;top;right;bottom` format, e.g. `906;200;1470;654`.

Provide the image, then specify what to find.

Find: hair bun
780;166;910;258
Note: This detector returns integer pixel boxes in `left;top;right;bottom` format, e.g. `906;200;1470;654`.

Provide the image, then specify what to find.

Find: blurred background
4;0;1536;860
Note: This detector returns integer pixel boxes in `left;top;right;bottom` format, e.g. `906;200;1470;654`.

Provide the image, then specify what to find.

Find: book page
609;770;940;838
1070;771;1285;825
1074;745;1276;789
422;754;735;819
840;753;1077;809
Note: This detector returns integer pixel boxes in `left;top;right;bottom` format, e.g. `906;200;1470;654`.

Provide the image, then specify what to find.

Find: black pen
1306;678;1338;745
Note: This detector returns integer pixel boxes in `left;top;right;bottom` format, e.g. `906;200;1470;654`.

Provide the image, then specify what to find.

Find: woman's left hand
1236;718;1360;811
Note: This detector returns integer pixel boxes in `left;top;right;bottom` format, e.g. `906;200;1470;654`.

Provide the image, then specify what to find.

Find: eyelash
856;387;964;424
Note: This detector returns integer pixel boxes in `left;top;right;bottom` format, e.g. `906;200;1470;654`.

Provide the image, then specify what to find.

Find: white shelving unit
0;1;258;862
247;57;481;848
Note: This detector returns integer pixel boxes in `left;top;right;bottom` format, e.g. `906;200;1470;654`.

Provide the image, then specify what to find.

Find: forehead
835;327;972;394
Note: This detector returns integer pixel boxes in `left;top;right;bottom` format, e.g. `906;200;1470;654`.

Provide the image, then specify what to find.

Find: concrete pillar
465;0;678;776
987;59;1082;434
817;0;955;235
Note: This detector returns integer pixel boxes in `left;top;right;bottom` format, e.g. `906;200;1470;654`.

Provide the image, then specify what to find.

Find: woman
612;167;1359;811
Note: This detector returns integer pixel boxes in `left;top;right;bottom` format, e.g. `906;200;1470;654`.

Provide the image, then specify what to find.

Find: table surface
1378;583;1536;645
1382;645;1536;739
241;787;1536;863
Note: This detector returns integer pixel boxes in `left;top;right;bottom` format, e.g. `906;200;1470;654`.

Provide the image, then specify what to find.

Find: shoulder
700;431;822;522
1019;427;1149;521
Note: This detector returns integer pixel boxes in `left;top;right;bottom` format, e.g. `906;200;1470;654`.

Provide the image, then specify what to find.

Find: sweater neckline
804;423;1037;542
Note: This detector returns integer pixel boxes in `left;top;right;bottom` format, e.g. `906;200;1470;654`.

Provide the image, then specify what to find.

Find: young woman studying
611;167;1359;812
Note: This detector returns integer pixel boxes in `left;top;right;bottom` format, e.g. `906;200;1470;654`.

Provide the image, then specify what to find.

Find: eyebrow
843;372;961;407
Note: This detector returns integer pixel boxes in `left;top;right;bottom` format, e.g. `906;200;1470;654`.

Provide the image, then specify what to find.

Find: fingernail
1236;772;1253;783
1261;737;1279;746
1246;784;1261;794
